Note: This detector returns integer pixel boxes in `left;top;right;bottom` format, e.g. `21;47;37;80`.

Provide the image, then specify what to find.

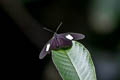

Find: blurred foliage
21;0;32;3
90;0;119;34
21;0;40;4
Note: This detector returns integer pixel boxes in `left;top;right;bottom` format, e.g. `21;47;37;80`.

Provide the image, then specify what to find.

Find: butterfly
39;22;85;59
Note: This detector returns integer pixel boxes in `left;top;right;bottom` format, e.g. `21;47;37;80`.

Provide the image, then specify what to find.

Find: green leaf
52;41;97;80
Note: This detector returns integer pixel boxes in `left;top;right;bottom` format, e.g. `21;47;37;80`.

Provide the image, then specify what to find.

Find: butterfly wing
55;32;85;49
59;33;85;40
39;37;61;59
39;40;52;59
39;45;47;59
70;33;85;40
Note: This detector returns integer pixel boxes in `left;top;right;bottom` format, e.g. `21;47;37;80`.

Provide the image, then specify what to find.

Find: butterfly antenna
43;27;54;33
55;22;63;33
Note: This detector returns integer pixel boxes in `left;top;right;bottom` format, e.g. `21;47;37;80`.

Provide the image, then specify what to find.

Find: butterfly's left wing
39;35;72;59
39;40;52;59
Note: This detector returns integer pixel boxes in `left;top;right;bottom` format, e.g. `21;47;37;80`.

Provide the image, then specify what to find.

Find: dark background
1;0;120;80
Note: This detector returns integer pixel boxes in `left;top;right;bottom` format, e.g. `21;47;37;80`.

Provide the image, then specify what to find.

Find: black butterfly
39;22;85;59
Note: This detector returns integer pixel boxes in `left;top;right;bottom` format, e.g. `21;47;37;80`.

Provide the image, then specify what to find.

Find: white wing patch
46;43;50;51
66;34;73;40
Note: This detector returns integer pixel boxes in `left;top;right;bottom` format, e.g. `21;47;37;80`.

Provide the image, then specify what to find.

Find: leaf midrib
65;50;81;80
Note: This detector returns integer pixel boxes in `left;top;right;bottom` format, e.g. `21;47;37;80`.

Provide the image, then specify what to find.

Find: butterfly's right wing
69;33;85;40
59;33;85;40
